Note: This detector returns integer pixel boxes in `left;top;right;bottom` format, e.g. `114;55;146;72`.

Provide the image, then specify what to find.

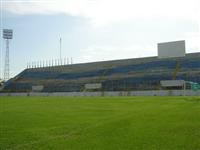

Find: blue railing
18;59;200;80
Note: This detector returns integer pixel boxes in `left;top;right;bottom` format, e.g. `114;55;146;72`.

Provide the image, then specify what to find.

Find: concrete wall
0;90;200;97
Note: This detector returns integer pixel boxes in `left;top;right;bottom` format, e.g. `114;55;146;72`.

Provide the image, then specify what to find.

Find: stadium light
3;29;13;81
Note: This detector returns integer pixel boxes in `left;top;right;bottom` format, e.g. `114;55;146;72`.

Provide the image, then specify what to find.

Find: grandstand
2;52;200;93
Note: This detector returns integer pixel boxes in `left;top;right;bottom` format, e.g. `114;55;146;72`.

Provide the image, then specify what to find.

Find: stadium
2;52;200;92
1;33;200;150
1;41;200;96
1;1;200;149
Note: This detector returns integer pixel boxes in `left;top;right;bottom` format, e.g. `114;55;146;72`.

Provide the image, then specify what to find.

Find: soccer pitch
1;96;200;150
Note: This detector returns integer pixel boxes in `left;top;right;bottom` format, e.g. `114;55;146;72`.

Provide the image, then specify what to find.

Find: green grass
0;96;200;150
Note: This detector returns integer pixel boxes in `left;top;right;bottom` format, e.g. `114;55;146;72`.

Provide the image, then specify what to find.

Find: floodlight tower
3;29;13;81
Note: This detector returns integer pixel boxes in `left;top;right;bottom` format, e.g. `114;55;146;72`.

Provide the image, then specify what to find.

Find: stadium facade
2;52;200;92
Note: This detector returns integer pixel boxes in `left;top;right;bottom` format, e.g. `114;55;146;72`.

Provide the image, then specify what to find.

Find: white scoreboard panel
158;40;185;59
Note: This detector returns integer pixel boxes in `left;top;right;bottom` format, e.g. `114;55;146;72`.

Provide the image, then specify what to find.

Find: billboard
3;29;13;39
32;85;44;92
158;40;185;58
160;80;185;87
85;83;102;90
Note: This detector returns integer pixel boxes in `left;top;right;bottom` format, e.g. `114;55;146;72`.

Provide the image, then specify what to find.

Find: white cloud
184;32;200;52
77;44;156;63
2;0;199;26
2;0;200;65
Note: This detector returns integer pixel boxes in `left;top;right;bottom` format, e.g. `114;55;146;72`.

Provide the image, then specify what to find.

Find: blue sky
0;0;200;78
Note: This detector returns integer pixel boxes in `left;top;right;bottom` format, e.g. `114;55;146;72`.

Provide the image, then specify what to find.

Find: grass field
0;96;200;150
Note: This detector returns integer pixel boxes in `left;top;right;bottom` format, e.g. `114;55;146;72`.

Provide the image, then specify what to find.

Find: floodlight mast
4;39;9;80
3;29;13;81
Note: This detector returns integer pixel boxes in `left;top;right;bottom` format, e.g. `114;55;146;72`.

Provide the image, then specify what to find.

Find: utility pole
60;37;62;61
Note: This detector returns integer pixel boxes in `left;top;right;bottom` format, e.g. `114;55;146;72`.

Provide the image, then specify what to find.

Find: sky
0;0;200;78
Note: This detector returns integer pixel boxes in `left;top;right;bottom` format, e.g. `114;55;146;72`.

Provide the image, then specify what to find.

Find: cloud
2;0;199;26
184;32;200;52
78;44;156;63
76;38;200;64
